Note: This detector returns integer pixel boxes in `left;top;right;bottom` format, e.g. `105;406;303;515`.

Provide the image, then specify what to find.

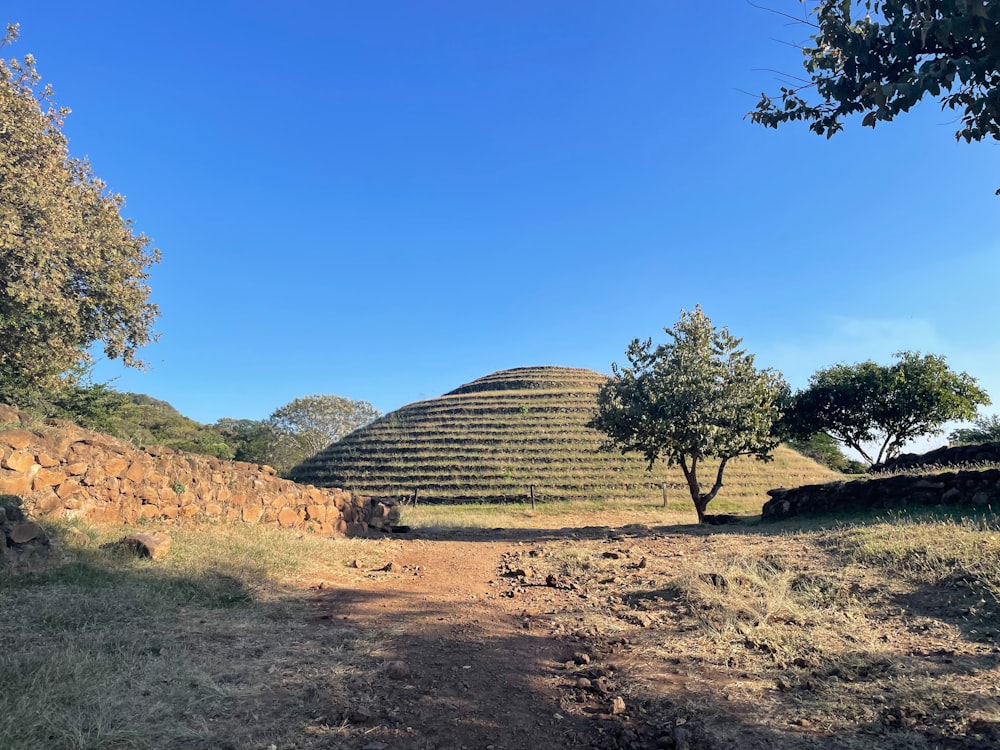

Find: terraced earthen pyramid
289;366;836;502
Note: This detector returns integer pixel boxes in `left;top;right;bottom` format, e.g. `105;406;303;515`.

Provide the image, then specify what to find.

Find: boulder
113;532;172;560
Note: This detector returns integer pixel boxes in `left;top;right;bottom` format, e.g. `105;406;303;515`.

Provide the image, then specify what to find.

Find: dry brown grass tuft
0;519;399;750
495;508;1000;748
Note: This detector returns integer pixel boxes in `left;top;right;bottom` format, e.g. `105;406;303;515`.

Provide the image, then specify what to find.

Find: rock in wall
762;468;1000;521
0;404;396;537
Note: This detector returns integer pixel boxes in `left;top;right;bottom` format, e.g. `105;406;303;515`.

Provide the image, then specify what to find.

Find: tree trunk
693;496;708;524
679;457;706;523
681;455;730;524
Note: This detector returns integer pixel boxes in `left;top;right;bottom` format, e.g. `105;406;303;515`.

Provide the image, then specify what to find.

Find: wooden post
413;488;419;507
661;482;668;508
530;485;536;511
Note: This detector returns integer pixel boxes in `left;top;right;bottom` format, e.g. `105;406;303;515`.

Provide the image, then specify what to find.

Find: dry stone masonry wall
762;468;1000;521
0;404;396;537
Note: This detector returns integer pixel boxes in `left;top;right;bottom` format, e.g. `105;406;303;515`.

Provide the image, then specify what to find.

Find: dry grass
495;507;1000;748
6;499;1000;749
0;520;401;750
399;496;697;530
395;459;832;531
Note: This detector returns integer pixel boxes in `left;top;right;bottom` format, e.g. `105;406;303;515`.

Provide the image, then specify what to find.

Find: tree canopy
266;394;382;471
588;306;787;523
0;24;159;401
786;431;868;473
784;351;990;465
949;413;1000;444
750;1;1000;146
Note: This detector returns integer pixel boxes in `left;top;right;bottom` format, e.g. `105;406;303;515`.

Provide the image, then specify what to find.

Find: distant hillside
107;394;235;458
289;366;839;503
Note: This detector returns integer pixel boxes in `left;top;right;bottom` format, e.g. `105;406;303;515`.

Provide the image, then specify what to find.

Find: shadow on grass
5;506;1000;749
0;549;387;750
308;573;1000;750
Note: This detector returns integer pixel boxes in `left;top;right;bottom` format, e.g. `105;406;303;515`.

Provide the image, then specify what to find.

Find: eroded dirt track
311;537;613;749
308;524;1000;750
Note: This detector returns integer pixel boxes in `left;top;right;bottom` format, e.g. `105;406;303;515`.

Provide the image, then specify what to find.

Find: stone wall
873;442;1000;473
762;468;1000;521
0;404;396;537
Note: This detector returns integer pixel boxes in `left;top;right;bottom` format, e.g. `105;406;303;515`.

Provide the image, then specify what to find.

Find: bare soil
306;523;1000;750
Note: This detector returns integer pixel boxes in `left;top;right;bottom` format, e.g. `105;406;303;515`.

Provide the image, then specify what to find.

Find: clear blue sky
11;3;1000;440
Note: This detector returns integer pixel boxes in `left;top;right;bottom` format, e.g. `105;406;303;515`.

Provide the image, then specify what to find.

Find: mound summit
289;366;836;503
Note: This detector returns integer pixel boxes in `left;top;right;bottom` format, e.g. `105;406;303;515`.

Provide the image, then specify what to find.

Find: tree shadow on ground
309;577;1000;750
6;506;999;749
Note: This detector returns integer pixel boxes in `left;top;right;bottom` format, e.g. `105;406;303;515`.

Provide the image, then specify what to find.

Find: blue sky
10;3;999;440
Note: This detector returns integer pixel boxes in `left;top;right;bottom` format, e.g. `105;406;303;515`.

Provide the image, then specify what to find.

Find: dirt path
306;523;1000;750
310;530;634;750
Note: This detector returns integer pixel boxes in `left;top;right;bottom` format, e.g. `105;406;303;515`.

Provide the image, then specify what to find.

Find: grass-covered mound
289;366;837;503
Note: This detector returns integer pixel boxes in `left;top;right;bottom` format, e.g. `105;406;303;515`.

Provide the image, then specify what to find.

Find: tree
786;431;867;473
785;351;990;466
749;2;1000;146
588;306;788;523
0;24;159;401
213;418;278;465
949;413;1000;444
267;394;381;468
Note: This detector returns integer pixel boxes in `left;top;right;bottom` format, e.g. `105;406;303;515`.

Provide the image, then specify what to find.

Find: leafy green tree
588;306;788;523
786;431;869;474
949;413;1000;445
102;394;233;459
787;431;850;471
0;24;159;401
785;352;990;466
213;418;279;465
267;394;382;472
749;2;1000;146
48;380;131;435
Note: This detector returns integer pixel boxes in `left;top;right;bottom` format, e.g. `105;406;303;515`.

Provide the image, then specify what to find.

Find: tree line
7;385;380;475
591;307;991;524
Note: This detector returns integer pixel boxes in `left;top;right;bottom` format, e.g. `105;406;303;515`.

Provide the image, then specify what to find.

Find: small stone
386;660;409;680
637;556;648;569
350;559;362;568
0;430;34;450
120;532;171;559
2;450;35;472
602;551;622;559
9;522;45;544
572;652;591;665
36;453;60;468
610;696;626;715
575;677;592;689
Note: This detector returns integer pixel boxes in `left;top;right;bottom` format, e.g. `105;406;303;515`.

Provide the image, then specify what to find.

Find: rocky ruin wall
0;405;394;537
762;468;1000;521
